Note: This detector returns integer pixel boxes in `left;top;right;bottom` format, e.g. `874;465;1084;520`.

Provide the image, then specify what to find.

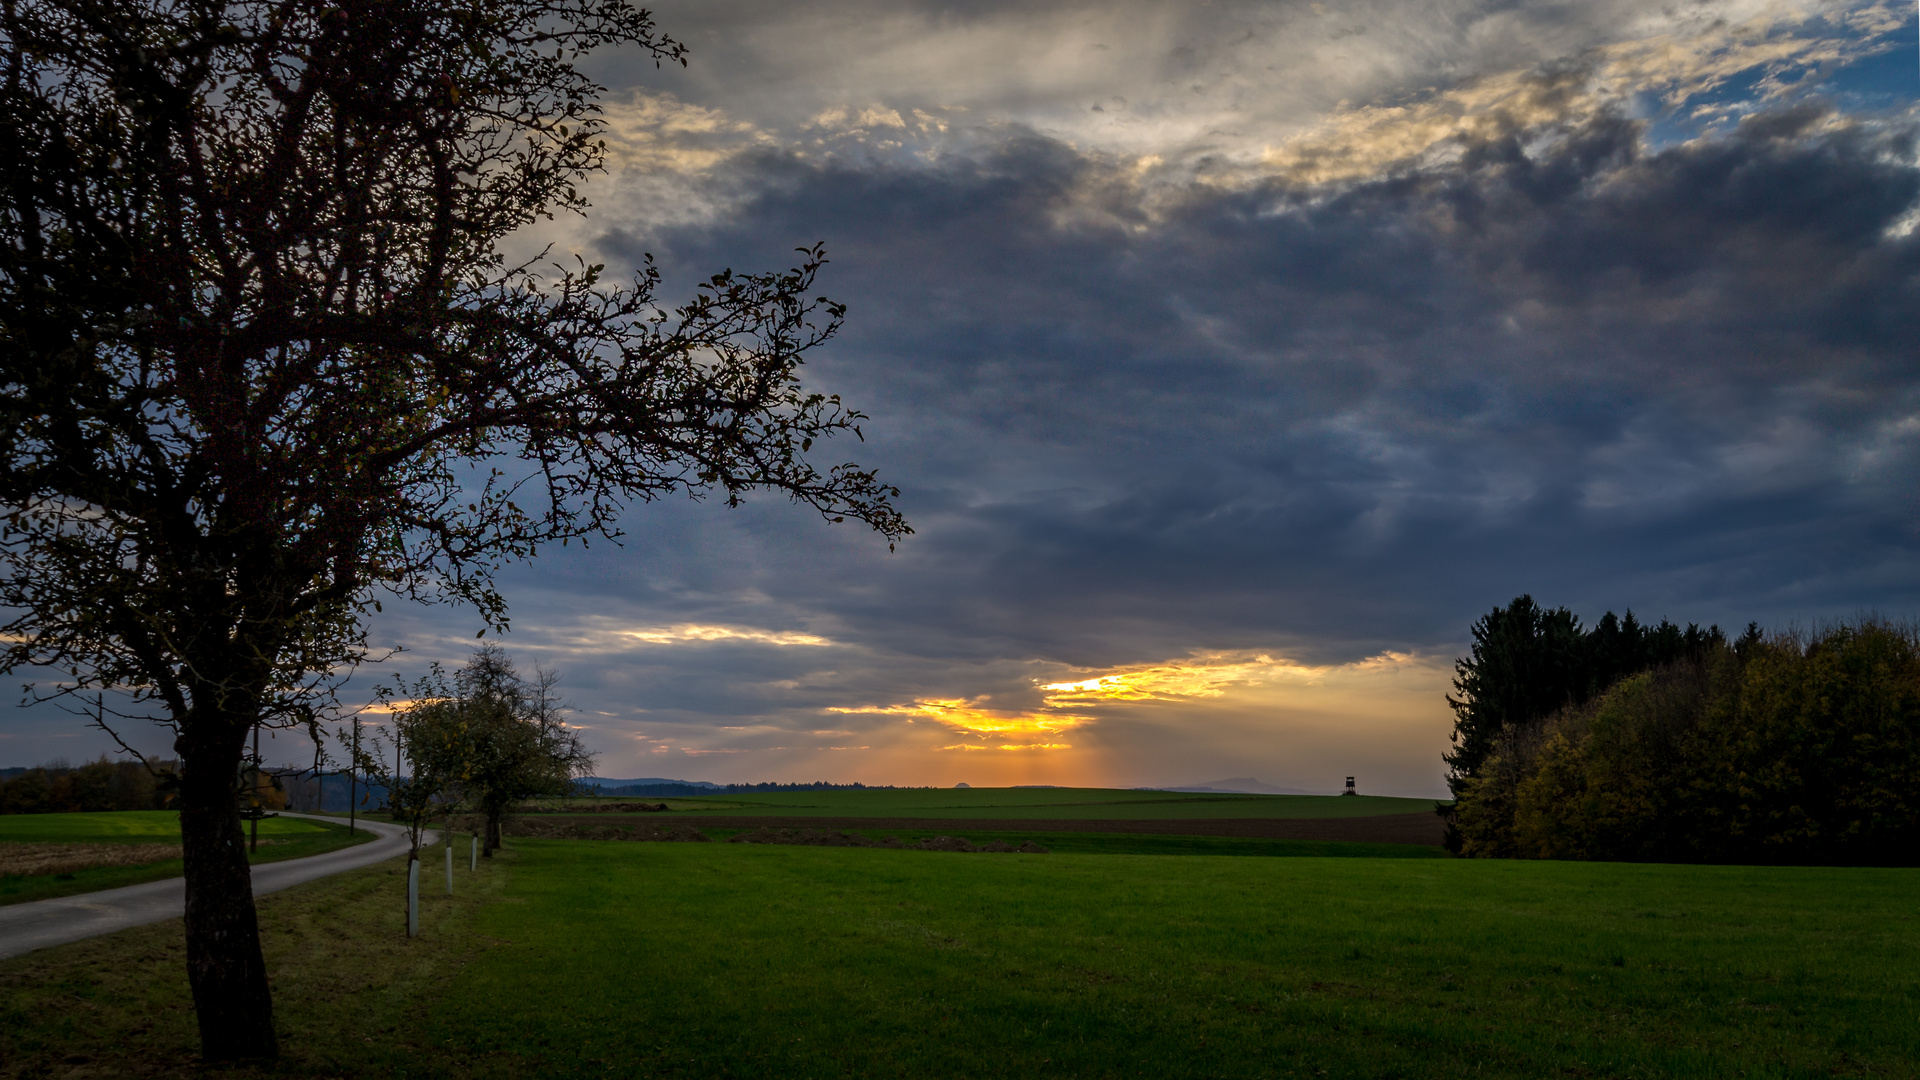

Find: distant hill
579;776;724;794
579;778;894;797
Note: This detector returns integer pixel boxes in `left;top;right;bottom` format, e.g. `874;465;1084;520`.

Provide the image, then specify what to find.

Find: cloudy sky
10;0;1919;797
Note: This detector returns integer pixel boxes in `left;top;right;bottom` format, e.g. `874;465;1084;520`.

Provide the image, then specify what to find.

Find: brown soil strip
556;812;1448;846
529;802;671;814
0;842;182;877
500;818;711;843
727;826;1047;853
497;818;1049;852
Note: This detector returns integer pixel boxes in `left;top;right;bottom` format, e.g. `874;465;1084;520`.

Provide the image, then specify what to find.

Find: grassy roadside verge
0;846;503;1079
0;818;376;907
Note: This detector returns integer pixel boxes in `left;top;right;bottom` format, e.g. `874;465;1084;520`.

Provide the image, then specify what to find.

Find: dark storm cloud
570;96;1918;684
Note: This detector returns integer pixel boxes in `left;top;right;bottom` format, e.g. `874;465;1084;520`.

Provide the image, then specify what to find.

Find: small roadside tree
381;645;590;856
456;647;590;855
0;0;907;1060
350;693;471;863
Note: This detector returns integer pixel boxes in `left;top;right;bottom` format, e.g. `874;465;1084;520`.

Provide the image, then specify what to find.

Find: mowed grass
0;812;373;906
570;787;1439;820
3;838;1913;1079
432;841;1917;1079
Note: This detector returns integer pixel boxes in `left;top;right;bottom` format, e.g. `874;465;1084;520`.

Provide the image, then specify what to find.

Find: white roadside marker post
407;856;420;938
470;833;477;870
446;841;454;894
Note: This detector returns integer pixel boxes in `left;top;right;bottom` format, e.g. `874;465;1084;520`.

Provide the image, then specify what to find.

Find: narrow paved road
0;814;434;961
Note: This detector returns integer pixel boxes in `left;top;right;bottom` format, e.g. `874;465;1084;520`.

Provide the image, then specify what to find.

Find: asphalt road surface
0;813;430;961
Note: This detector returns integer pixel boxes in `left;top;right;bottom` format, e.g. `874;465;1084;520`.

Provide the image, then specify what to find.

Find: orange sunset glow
805;649;1452;782
828;698;1090;750
1037;653;1326;704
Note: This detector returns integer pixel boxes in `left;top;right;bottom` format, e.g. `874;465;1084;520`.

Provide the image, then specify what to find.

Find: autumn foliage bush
1452;620;1919;865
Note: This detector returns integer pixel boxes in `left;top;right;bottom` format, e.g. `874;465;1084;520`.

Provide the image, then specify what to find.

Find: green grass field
558;787;1440;820
4;830;1913;1079
699;827;1448;859
426;842;1918;1079
0;812;373;906
0;810;338;844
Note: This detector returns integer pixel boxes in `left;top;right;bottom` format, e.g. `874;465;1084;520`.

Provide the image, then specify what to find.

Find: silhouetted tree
0;0;906;1060
1442;596;1724;850
1445;596;1589;796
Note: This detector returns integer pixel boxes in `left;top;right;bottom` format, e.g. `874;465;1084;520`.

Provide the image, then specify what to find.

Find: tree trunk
177;730;278;1061
483;808;502;856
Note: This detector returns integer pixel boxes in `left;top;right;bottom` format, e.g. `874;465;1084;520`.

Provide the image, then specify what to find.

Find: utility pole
248;723;261;852
348;716;360;836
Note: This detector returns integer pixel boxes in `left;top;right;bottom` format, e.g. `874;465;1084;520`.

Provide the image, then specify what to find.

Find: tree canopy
0;0;906;1060
1451;620;1919;865
1442;596;1725;850
1445;596;1724;793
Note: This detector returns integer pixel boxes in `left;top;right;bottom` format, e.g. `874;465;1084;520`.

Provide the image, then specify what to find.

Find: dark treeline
1445;598;1918;866
1;756;351;815
1;767;875;812
591;780;893;797
591;784;713;797
0;755;176;813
